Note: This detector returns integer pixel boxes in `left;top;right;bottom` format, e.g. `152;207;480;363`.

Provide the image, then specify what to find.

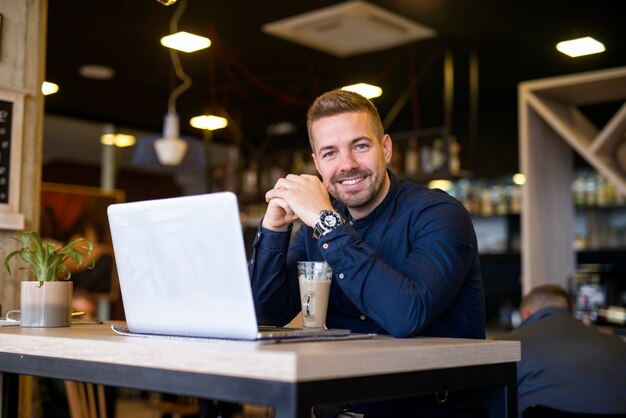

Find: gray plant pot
20;281;73;327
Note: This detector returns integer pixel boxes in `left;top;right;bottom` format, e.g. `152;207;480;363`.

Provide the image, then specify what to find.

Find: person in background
499;284;626;417
249;89;485;416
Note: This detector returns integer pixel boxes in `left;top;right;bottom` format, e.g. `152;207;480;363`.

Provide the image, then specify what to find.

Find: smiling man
248;88;485;415
250;88;484;337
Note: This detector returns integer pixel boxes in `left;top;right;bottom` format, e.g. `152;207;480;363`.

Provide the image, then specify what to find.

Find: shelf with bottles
572;169;626;252
441;170;626;254
390;128;471;183
443;175;524;218
572;168;626;210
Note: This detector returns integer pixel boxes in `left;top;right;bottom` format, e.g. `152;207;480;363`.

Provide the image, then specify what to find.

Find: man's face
311;111;392;215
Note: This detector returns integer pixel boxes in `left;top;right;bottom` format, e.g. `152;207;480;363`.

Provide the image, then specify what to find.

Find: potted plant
4;230;93;327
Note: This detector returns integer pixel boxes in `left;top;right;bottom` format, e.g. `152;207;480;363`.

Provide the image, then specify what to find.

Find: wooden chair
64;381;108;418
65;382;200;418
143;393;200;418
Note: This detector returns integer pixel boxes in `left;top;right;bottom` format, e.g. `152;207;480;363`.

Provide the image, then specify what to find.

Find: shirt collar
519;307;571;327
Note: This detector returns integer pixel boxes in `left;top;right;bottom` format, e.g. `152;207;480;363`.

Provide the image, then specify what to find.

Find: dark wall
42;160;182;202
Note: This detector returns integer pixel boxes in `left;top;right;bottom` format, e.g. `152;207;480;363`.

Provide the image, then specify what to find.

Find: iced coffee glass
297;261;332;328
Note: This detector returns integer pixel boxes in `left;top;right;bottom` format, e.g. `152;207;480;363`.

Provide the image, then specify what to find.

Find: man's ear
312;152;321;175
382;134;392;164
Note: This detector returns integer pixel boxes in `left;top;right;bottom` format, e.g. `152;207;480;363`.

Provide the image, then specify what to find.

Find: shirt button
360;315;366;320
257;232;261;237
249;259;254;264
322;243;329;249
338;273;344;279
349;221;354;226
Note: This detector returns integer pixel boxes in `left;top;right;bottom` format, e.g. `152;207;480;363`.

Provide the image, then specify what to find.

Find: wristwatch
313;209;345;239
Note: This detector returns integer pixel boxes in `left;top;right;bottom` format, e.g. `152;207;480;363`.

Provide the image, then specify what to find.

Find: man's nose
339;152;358;171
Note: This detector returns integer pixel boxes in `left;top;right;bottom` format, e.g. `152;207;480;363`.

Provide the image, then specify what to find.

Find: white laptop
107;192;354;342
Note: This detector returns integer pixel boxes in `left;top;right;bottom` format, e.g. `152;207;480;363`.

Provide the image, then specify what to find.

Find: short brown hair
520;284;573;314
306;89;384;148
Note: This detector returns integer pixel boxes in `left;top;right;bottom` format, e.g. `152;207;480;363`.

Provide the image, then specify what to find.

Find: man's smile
339;177;365;186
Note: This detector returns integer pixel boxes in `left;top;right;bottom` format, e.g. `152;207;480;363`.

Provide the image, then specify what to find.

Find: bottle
390;148;403;174
510;184;522;214
292;151;306;173
404;137;420;175
595;306;626;325
481;187;493;216
449;136;461;174
421;145;433;173
242;159;258;196
431;138;445;171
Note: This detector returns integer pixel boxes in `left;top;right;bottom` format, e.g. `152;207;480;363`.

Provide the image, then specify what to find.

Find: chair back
65;381;107;418
524;405;626;418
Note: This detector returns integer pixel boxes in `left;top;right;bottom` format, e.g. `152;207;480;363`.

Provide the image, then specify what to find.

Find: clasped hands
262;174;333;232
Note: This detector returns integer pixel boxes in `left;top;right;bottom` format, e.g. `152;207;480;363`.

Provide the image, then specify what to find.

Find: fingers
263;173;333;227
273;173;321;191
269;197;295;217
262;197;298;231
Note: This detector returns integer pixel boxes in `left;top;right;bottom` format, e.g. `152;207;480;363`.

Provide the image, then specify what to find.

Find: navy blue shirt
249;170;485;339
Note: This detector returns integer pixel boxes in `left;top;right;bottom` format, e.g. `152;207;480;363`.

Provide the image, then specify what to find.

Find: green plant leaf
3;230;94;284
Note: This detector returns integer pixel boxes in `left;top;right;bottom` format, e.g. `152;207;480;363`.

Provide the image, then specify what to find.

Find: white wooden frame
519;66;626;294
0;87;25;230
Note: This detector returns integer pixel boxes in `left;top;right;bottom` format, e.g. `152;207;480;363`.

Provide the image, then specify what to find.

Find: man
249;88;484;338
248;89;485;415
500;284;626;416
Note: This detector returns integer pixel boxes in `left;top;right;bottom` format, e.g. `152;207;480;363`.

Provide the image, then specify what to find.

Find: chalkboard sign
0;87;25;230
0;99;13;204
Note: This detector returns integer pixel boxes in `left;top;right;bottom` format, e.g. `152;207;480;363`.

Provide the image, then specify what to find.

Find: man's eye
355;143;369;151
322;151;336;159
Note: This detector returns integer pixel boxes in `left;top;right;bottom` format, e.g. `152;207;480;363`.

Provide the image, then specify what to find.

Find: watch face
323;214;338;227
314;210;344;239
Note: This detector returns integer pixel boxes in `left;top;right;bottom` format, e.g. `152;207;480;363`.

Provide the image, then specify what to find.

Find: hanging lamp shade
154;111;187;165
132;111;205;172
132;135;205;172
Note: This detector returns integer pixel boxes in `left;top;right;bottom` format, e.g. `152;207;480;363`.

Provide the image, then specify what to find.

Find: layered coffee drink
299;278;332;328
297;261;332;328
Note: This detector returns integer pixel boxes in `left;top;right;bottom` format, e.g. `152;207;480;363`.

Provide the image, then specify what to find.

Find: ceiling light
512;173;526;185
341;83;382;99
100;133;136;148
556;36;605;57
41;82;59;95
190;115;228;130
79;64;116;80
160;31;211;53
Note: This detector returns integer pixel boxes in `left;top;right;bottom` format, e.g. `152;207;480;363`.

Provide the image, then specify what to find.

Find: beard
327;167;385;209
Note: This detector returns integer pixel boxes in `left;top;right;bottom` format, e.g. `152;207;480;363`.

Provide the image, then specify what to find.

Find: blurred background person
499;284;626;417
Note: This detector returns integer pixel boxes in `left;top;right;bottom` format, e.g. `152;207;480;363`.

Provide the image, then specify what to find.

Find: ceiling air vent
262;0;436;58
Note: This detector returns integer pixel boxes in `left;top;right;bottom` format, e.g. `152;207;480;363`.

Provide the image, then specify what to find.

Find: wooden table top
0;322;520;382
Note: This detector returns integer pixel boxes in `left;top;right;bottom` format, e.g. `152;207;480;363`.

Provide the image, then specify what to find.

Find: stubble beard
328;168;383;209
